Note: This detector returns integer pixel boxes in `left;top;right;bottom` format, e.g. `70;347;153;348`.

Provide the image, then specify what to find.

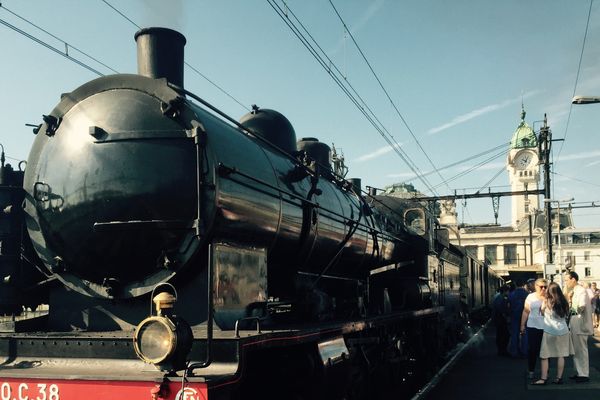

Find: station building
438;108;600;285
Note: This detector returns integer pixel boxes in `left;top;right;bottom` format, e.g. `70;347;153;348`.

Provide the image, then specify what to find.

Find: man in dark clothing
508;281;529;357
492;285;510;356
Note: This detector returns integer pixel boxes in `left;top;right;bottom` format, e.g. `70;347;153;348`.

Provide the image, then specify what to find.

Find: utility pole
538;114;553;265
528;213;534;264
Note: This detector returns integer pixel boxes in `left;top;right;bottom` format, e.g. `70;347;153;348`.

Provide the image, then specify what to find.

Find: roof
510;107;537;149
460;225;518;234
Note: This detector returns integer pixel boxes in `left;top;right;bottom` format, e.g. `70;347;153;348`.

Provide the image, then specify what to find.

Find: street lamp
543;197;574;281
572;96;600;104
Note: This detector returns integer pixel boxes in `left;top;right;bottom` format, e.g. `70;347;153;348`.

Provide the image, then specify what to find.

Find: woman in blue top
532;282;571;385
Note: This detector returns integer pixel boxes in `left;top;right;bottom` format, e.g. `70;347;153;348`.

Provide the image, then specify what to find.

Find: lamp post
572;96;600;104
543;198;574;283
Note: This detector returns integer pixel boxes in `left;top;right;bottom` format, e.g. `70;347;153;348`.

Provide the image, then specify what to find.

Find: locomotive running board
93;219;195;231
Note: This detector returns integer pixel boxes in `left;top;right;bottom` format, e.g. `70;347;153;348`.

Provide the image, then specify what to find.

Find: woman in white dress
532;282;571;385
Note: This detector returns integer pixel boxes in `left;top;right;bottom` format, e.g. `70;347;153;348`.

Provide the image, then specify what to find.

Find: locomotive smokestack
134;27;186;88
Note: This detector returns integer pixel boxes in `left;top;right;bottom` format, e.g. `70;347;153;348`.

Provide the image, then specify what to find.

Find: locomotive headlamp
133;286;193;372
134;315;177;365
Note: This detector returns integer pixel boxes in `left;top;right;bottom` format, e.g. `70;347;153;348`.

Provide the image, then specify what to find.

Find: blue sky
1;0;599;227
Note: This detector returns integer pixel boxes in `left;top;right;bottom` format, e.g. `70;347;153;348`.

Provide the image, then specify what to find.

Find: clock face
515;152;534;169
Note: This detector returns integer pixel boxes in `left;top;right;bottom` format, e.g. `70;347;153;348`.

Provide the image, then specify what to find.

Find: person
492;285;510;356
583;282;594;307
526;278;536;294
520;278;547;379
591;282;600;329
508;281;529;357
531;282;571;385
565;271;593;382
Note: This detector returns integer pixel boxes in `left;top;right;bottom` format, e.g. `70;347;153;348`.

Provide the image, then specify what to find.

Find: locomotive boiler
22;27;409;330
0;27;502;400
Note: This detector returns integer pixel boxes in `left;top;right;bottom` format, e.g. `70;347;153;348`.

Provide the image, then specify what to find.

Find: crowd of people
491;272;600;385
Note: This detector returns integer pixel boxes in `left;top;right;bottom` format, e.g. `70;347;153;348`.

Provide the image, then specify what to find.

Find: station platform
420;324;600;400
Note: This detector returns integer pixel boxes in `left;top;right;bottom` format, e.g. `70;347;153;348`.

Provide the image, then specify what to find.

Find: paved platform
421;324;600;399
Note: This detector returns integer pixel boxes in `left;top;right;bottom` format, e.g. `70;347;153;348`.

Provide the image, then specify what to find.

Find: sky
1;0;600;227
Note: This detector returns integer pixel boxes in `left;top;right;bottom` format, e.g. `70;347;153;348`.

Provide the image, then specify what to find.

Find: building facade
438;108;600;286
532;211;600;285
440;107;542;280
427;107;600;283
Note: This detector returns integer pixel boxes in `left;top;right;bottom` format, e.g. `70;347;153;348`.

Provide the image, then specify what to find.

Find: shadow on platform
422;325;600;400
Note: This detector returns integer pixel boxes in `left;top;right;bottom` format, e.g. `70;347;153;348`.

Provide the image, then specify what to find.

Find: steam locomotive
0;28;502;400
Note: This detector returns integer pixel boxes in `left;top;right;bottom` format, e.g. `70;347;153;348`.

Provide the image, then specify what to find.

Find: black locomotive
0;28;502;400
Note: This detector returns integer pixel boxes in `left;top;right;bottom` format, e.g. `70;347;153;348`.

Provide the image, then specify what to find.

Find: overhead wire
327;0;452;192
100;0;250;112
1;4;118;74
428;145;509;191
268;0;430;193
552;171;600;189
267;0;438;195
477;167;507;194
556;0;594;161
0;14;106;76
100;0;140;29
395;141;510;185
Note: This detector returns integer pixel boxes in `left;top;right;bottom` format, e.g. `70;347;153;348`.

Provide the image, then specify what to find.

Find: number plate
0;379;207;400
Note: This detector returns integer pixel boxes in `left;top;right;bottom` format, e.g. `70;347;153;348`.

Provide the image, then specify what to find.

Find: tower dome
510;106;537;149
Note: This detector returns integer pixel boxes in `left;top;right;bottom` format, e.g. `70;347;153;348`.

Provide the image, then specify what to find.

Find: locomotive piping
186;244;214;374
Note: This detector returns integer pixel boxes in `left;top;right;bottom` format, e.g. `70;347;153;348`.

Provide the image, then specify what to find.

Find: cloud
352;0;385;34
586;160;600;167
560;150;600;162
387;171;417;178
355;142;402;162
428;91;539;135
330;0;385;55
456;161;507;172
388;159;506;180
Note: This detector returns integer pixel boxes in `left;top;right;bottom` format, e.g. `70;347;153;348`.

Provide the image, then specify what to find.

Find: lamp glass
134;318;175;363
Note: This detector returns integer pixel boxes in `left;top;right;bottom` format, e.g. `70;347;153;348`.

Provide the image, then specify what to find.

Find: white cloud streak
330;0;385;55
352;0;385;34
560;150;600;161
456;161;507;172
387;171;417;178
428;91;539;135
355;142;402;162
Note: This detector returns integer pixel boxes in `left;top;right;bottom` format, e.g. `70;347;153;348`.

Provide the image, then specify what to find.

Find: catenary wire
555;0;594;161
0;17;105;76
552;171;600;189
268;0;438;195
428;146;509;191
477;167;508;194
269;0;433;192
100;0;250;112
395;141;510;185
0;4;119;74
327;0;452;192
100;0;141;29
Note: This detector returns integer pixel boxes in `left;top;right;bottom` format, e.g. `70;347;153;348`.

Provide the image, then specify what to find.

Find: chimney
134;27;186;88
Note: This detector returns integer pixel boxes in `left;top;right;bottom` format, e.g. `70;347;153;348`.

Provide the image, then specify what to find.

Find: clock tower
507;106;540;227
